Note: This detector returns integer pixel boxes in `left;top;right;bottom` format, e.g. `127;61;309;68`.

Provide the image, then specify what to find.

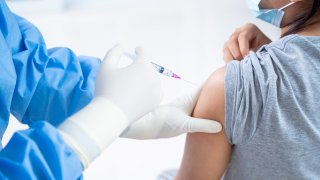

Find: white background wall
4;0;280;179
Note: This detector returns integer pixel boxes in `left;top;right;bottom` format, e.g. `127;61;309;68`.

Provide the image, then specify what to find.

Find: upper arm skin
176;66;232;180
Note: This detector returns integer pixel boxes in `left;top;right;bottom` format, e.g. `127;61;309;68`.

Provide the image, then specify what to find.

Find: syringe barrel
150;62;175;77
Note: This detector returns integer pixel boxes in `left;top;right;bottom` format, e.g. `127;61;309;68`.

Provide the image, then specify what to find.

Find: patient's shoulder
194;66;226;123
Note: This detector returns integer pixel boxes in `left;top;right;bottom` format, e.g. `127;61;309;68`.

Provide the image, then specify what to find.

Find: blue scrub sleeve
0;0;101;130
0;1;100;178
0;121;83;180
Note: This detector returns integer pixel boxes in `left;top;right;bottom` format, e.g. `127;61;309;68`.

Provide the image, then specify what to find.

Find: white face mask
245;0;296;27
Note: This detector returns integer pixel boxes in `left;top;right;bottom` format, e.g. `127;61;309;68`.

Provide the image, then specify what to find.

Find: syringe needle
181;78;199;87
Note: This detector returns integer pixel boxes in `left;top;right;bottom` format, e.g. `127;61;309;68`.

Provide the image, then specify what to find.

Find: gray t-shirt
224;35;320;179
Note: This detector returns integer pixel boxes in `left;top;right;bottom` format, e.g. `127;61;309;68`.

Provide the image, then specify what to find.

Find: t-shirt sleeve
224;51;275;145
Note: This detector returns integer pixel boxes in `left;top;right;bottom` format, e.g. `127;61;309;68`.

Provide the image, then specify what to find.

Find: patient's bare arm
176;66;232;180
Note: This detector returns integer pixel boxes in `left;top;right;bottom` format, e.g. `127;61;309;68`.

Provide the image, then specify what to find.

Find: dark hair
283;0;320;36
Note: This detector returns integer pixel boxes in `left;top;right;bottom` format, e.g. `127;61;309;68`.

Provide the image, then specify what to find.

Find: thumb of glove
183;116;222;133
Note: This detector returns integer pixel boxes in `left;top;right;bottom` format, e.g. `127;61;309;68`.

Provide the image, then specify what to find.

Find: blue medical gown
0;0;101;179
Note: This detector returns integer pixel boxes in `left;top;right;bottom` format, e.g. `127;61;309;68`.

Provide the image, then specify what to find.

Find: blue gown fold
0;0;101;178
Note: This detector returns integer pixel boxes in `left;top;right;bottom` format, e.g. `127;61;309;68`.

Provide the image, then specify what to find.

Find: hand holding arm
121;87;222;139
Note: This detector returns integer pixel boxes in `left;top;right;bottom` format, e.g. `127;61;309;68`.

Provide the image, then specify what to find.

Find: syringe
150;62;197;86
150;62;181;79
124;52;197;86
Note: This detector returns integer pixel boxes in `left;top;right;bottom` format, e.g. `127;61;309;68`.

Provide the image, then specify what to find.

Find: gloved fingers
134;46;150;63
102;44;124;69
168;86;203;114
131;46;161;80
187;117;222;133
187;87;203;110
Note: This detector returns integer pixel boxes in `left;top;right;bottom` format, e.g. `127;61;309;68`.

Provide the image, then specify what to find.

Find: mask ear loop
279;1;296;10
263;1;296;14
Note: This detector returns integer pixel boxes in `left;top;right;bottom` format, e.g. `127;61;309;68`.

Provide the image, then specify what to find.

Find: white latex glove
121;88;222;139
58;45;163;168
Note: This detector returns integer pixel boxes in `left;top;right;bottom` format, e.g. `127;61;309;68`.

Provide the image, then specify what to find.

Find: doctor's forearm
0;122;83;179
7;13;101;126
0;0;101;128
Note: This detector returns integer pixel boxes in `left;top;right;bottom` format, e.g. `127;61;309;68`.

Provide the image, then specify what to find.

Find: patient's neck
282;15;320;37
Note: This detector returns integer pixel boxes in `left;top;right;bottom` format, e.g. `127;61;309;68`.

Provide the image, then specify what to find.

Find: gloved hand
223;23;271;63
58;45;163;168
121;88;222;139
